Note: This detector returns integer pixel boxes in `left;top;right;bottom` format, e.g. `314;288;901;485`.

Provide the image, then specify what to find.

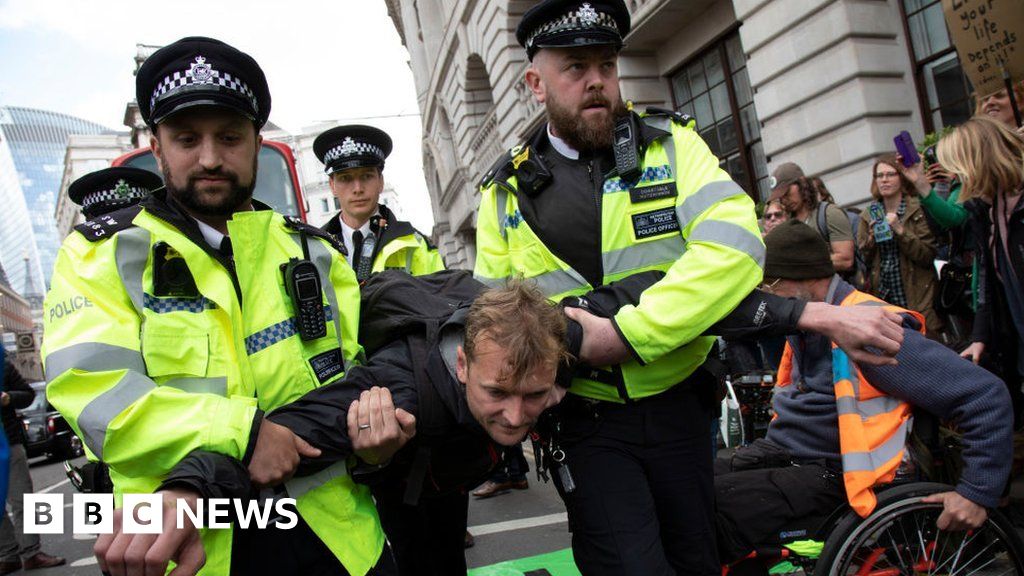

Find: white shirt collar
337;211;377;257
547;124;580;160
190;206;255;250
194;218;226;250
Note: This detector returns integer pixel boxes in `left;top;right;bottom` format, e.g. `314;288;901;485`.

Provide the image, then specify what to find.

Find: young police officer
314;125;444;281
473;1;764;572
43;37;394;575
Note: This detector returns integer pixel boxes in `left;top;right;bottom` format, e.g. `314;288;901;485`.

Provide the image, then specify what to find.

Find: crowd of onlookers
754;81;1024;428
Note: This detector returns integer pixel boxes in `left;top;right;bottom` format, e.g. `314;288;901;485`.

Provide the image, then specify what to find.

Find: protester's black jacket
162;275;808;495
2;361;35;446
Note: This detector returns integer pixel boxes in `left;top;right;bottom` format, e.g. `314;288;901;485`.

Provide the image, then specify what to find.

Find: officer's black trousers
553;382;719;575
372;481;470;576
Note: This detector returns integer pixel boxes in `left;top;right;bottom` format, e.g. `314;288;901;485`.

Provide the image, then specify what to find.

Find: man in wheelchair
715;220;1014;571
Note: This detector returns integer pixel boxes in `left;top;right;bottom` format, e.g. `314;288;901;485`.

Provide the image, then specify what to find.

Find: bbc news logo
24;494;299;534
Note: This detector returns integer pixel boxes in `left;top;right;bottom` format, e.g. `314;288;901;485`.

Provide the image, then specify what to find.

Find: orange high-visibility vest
776;290;925;517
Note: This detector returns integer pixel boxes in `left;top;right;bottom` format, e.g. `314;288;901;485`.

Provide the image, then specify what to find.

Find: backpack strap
816;202;832;246
283;215;346;255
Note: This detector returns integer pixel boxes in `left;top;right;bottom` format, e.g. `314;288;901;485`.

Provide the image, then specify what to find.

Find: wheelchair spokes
831;504;1022;575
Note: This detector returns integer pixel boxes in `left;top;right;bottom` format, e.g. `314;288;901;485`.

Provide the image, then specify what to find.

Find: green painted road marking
468;548;580;576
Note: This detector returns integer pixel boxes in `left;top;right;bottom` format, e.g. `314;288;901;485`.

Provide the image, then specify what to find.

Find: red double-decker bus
111;140;308;221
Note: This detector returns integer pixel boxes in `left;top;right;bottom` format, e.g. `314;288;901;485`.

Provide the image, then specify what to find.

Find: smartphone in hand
894;131;920;167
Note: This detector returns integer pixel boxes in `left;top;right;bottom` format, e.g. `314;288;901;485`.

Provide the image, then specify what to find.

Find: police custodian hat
313;125;393;175
68;167;163;218
516;0;631;60
136;36;271;128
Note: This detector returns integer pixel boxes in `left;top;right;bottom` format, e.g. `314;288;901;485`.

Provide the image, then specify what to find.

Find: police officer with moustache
42;37;395;576
314;125;444;281
473;1;785;572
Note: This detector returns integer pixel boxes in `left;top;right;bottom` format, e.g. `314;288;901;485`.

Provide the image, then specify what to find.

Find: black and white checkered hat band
150;70;258;115
526;7;619;49
323;142;385;164
81;187;149;207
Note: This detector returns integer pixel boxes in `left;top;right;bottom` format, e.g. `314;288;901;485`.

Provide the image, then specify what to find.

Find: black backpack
357;270;498;503
359;269;486;356
816;202;868;288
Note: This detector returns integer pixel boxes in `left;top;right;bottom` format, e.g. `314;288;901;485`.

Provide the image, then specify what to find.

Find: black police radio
613;114;642;183
282;231;327;341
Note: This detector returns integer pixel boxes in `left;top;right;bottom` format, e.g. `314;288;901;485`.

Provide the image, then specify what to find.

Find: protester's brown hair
464;280;568;385
812;177;834;204
938;116;1024;203
869;154;916;201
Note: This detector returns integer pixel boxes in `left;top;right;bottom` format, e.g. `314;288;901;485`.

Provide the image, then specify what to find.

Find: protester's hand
563;307;630;366
248;420;321;488
798;302;904;366
348;386;416;466
95;489;205;576
960;341;985;364
0;392;8;407
922;491;988;531
925;163;952;186
885;212;904;235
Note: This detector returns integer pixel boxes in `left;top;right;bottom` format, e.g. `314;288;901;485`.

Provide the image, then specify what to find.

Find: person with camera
857;154;944;339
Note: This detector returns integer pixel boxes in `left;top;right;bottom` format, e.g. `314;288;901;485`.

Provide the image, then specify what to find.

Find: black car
22;381;82;460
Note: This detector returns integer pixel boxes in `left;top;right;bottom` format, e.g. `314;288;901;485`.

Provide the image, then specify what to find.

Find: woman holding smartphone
938;116;1024;427
857;154;944;338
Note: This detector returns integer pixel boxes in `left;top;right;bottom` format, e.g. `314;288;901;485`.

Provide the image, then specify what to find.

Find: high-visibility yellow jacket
322;204;444;277
41;195;384;575
777;289;926;517
474;112;764;402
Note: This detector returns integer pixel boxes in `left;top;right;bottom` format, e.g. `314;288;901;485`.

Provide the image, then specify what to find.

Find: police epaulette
283;215;346;254
74;205;143;242
477;149;516;189
644;106;694;126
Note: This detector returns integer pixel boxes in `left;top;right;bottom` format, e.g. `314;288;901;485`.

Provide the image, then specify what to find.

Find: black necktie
352;230;364;266
219;236;233;259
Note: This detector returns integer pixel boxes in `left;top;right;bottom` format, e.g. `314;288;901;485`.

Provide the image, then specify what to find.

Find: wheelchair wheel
816;482;1024;575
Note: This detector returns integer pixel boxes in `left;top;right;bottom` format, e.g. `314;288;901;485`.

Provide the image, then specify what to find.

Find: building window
900;0;973;131
320;198;330;213
669;32;769;201
333;197;340;210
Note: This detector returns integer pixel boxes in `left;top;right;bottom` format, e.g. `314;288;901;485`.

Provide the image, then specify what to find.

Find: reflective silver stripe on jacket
530;267;589;297
836;395;905;420
286;461;348;500
495;186;510;239
44;342;146;383
473;274;506;289
77;370;156;459
676;180;747;231
603;236;685;276
296;236;348;370
688;220;766;267
114;227;152;316
840;420;909;473
164;377;228;397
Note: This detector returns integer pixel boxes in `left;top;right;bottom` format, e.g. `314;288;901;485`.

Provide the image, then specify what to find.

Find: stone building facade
386;0;971;269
